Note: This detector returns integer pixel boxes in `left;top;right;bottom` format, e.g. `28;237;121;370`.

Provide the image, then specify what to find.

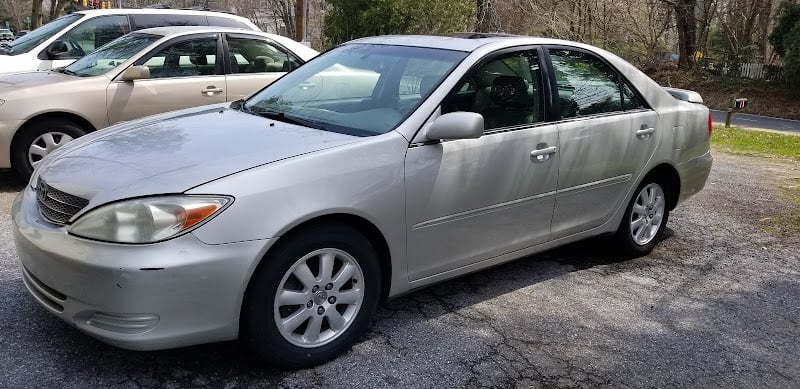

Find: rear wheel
614;180;670;256
12;118;87;180
243;224;380;369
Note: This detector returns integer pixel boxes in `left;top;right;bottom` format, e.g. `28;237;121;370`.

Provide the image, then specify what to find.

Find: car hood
0;70;79;89
37;106;361;210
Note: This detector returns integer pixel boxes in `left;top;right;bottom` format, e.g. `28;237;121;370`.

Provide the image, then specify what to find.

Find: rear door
106;33;225;124
223;33;304;101
546;47;658;238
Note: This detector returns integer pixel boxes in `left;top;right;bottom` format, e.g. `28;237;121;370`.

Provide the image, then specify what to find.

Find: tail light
707;111;713;136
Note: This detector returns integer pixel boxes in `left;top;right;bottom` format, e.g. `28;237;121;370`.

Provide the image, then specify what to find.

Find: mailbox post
725;98;748;128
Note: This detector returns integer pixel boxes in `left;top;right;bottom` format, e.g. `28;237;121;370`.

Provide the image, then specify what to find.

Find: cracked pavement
1;151;798;388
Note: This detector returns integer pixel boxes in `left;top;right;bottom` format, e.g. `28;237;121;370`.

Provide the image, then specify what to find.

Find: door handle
636;125;655;138
530;146;558;162
202;86;224;96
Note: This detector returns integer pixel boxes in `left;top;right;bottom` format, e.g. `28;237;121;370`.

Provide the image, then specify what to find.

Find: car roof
77;8;234;16
348;34;600;53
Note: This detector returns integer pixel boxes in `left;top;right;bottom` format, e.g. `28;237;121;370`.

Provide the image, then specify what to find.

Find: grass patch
711;125;800;160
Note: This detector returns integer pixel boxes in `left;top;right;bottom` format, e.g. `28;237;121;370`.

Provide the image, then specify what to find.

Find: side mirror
120;65;151;81
426;112;484;141
46;40;69;59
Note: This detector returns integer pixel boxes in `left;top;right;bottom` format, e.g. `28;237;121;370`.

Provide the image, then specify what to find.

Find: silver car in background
13;34;712;369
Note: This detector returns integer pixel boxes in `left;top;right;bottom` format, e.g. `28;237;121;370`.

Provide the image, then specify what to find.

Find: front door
106;34;225;125
405;48;559;281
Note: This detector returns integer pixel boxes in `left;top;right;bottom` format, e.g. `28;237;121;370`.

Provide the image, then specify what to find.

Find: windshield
244;44;467;136
1;13;83;56
63;32;160;77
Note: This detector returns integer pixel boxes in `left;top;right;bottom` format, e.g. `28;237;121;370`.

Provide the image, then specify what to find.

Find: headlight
69;196;231;244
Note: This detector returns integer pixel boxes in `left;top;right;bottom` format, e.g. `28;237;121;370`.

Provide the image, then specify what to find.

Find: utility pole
295;0;305;43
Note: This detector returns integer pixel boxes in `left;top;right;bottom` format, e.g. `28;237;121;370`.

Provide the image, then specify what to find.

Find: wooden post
295;0;305;42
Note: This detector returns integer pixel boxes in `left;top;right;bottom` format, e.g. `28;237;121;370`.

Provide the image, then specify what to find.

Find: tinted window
130;14;208;30
549;49;644;118
140;36;218;78
226;36;301;74
443;50;544;130
208;16;251;30
59;15;130;58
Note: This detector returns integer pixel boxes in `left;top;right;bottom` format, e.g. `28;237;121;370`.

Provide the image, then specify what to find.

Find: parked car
14;30;29;39
0;8;259;74
0;26;318;178
13;34;713;369
0;29;13;42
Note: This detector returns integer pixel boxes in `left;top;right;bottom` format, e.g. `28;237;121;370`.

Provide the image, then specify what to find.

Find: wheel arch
243;213;394;307
642;163;681;210
10;111;98;159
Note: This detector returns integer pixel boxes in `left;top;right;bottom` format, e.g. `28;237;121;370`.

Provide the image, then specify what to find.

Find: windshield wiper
251;108;326;130
55;67;78;76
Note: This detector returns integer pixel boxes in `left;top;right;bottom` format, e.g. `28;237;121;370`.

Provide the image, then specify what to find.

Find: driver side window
141;37;219;79
442;49;544;130
59;15;130;58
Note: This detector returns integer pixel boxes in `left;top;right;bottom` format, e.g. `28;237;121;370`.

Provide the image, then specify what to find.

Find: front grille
35;178;89;225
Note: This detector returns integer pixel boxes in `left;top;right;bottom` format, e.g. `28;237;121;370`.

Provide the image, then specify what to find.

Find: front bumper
12;187;270;350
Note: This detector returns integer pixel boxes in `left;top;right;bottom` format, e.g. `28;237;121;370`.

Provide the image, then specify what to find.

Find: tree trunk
674;0;697;69
31;0;43;29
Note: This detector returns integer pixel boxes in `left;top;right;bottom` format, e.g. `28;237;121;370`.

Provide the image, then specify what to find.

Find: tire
12;118;87;181
614;179;670;256
243;224;381;369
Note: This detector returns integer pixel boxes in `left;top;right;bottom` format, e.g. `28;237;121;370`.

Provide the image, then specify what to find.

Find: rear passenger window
130;14;208;30
549;49;644;118
226;37;301;74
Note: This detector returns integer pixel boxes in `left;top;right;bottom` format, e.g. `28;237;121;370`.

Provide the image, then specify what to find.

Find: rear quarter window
130;14;208;30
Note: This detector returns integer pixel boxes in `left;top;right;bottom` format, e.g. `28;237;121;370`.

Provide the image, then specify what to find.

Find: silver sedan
13;34;712;368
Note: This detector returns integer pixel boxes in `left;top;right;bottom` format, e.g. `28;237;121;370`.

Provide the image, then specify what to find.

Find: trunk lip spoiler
663;87;704;104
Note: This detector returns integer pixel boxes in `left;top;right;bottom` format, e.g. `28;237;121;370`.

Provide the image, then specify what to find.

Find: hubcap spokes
630;183;665;246
29;132;74;168
274;248;365;348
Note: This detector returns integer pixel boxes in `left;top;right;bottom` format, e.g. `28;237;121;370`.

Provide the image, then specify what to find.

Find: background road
1;152;799;388
711;109;800;133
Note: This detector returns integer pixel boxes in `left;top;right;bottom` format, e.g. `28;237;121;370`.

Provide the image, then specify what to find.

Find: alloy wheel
274;248;365;348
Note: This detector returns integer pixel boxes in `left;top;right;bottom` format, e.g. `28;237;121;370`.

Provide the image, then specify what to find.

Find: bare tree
0;0;30;31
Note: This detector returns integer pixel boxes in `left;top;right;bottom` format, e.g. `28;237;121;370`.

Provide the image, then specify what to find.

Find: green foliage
323;0;474;47
783;25;800;88
712;125;800;160
769;0;800;57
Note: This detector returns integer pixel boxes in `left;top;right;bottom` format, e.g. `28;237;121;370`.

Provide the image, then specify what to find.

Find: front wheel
12;118;87;180
242;224;381;369
614;180;670;256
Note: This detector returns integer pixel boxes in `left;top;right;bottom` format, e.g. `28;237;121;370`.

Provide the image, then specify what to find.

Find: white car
0;8;258;74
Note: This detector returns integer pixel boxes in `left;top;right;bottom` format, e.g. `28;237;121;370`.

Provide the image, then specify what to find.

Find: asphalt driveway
0;151;798;388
